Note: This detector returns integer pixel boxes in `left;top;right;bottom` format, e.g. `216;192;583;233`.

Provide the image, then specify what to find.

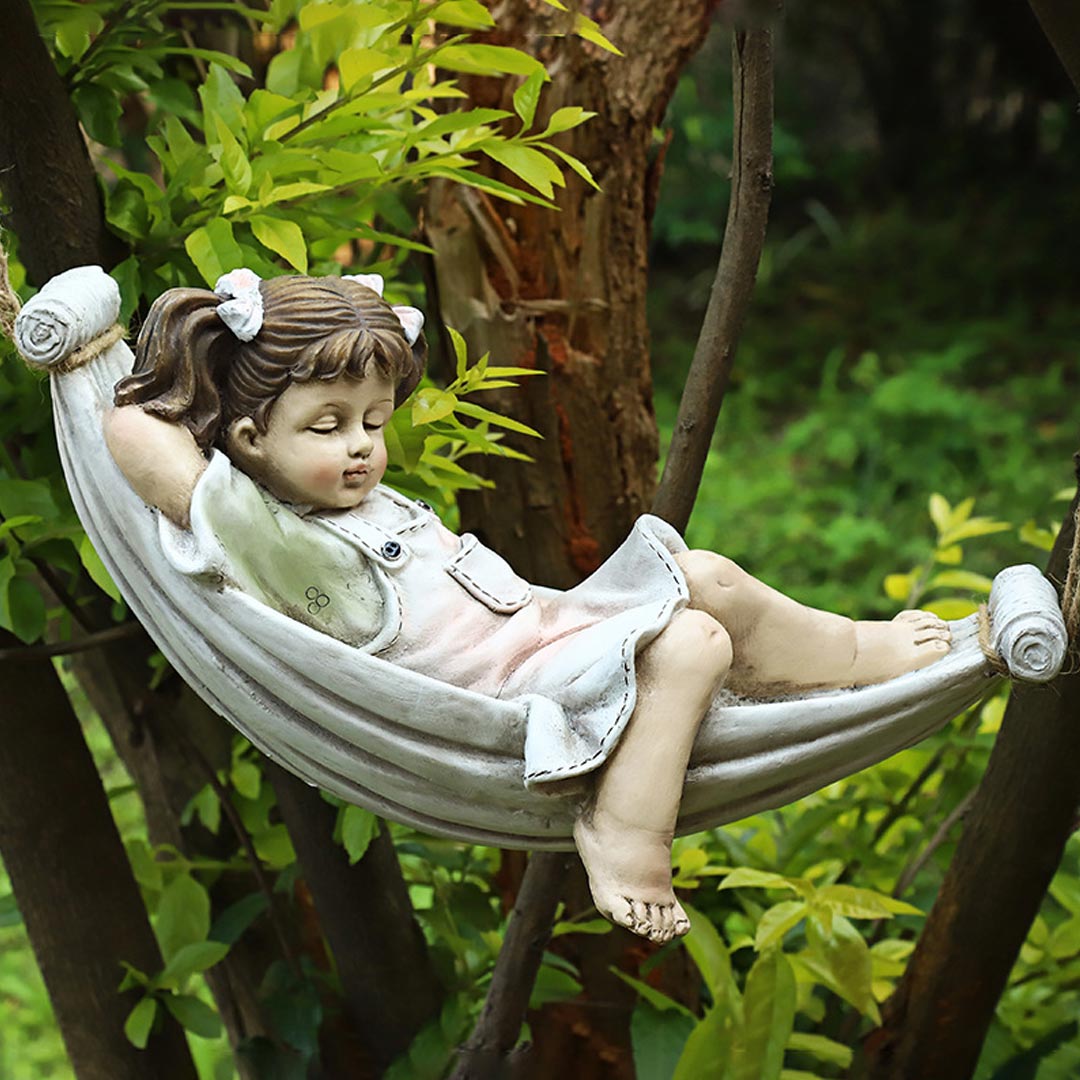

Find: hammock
14;266;1069;850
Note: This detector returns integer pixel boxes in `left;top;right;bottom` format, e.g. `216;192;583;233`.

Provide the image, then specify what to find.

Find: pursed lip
342;465;369;485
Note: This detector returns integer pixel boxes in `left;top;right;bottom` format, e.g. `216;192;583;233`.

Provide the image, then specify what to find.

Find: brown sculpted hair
115;276;426;451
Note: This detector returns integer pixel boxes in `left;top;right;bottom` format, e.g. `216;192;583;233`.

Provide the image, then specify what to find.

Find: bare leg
676;551;950;696
574;610;731;944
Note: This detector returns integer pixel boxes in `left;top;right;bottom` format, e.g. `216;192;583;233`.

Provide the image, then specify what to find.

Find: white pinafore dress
164;451;691;787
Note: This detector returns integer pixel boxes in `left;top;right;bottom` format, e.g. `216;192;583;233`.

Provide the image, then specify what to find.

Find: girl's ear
226;416;263;470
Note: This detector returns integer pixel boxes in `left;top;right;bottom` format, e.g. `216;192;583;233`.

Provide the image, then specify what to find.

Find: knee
676;550;749;595
646;610;732;691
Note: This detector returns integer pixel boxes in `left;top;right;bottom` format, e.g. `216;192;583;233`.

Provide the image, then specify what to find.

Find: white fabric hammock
15;266;1069;850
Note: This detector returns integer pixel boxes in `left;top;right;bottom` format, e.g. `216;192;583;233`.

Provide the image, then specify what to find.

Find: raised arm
104;406;208;529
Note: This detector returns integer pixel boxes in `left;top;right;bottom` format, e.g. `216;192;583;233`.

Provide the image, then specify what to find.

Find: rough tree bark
0;633;198;1080
427;0;722;588
856;7;1080;1075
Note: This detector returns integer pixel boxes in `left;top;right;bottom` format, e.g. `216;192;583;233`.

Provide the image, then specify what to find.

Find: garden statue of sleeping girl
104;269;952;945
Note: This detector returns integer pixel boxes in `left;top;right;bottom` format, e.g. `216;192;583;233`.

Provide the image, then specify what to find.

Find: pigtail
114;289;236;451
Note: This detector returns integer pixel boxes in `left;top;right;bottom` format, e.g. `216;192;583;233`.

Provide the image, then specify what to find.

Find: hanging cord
0;236;21;341
1061;504;1080;644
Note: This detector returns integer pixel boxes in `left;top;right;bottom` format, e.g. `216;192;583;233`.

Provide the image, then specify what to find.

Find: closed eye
307;423;339;434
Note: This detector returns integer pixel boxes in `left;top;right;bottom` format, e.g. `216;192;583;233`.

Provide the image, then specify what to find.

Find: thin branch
451;21;777;1073
0;621;143;662
891;788;978;899
651;23;775;534
449;851;575;1080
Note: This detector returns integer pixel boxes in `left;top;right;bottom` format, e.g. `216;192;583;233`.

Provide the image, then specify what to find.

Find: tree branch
449;851;576;1080
1028;0;1080;94
652;23;775;533
450;21;776;1074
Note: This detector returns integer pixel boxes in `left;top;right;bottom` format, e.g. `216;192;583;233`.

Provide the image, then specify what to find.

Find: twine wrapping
0;239;20;341
1062;504;1080;645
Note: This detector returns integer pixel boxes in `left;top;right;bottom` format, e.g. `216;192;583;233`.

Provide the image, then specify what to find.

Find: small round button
381;540;402;560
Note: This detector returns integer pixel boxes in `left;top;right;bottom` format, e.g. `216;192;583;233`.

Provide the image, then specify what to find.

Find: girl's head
116;273;426;452
115;273;427;508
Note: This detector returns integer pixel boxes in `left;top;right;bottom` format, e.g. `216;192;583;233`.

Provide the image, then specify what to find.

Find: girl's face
229;372;394;510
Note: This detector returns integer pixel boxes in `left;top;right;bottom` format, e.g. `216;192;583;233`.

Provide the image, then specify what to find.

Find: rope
55;323;125;372
977;604;1009;676
0;237;21;341
1062;504;1080;644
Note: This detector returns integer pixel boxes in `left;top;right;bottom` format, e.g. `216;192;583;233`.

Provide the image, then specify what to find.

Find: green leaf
0;891;22;929
928;493;951;536
610;969;695;1018
160;941;230;987
199;63;246;133
249;215;308;272
883;573;914;602
538;105;597;136
430;0;496;29
0;479;59;522
55;8;103;60
481;141;564;198
412;388;459;426
631;1001;697;1080
938;518;1011;546
928;570;993;596
799;914;878;1022
72;83;123;147
253;824;296;869
682;903;737;1005
339;47;392;91
529;965;582;1008
453;400;541;437
185;219;245;286
3;576;46;644
924;598;978;620
719;867;803;893
78;535;122;602
164;993;223;1039
673;1006;733;1080
125;839;164;891
730;950;796;1080
340;805;379;864
156;874;211;963
786;1032;853;1069
214;115;253;195
513;69;545;128
437;44;546;79
814;885;922;920
756;900;808;950
573;13;623;55
546;144;601;189
230;759;261;800
124;996;158;1050
210;892;269;946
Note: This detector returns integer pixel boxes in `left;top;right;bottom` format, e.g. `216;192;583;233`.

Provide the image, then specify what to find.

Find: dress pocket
445;534;533;613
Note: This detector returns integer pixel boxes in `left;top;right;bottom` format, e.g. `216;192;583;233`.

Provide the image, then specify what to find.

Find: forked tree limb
451;23;775;1076
1028;0;1080;95
652;25;775;534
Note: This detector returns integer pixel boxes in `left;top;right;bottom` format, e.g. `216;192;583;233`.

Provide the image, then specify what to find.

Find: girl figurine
105;270;951;944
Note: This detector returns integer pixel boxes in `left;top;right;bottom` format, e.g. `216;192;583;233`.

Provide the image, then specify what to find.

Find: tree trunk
0;633;198;1080
0;0;120;284
859;488;1080;1080
427;0;720;588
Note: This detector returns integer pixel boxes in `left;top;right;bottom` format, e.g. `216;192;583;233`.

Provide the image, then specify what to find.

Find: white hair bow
343;273;425;345
214;268;264;342
213;268;425;346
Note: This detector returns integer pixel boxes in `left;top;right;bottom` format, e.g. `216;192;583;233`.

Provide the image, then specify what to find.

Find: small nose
348;423;373;458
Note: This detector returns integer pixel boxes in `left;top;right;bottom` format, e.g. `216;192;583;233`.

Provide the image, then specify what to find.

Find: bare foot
573;808;690;944
848;610;951;686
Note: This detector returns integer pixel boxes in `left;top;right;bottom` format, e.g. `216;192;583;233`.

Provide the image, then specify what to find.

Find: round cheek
306;461;343;490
